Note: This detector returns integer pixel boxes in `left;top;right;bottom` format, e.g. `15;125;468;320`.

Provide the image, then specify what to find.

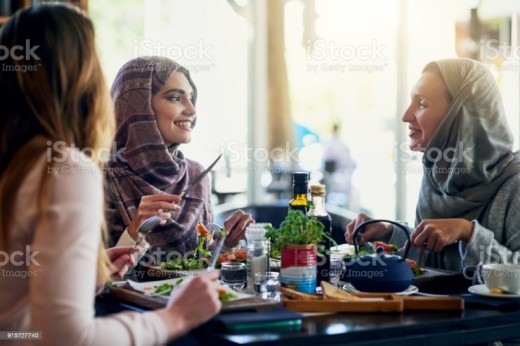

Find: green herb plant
265;210;336;257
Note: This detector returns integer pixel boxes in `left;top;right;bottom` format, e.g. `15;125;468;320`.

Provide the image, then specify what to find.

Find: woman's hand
344;213;393;245
128;194;182;239
411;218;473;252
223;210;255;248
158;270;221;340
105;246;137;279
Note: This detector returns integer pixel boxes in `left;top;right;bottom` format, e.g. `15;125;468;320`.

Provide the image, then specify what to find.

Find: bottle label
281;246;317;267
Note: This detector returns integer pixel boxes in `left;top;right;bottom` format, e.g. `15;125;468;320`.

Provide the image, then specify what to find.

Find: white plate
127;278;252;301
331;244;355;257
128;278;187;296
342;282;419;296
468;284;520;299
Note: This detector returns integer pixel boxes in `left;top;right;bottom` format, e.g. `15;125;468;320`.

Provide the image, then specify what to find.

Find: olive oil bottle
288;172;309;214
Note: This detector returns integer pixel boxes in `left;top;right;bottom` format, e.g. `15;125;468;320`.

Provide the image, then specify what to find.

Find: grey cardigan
389;173;520;277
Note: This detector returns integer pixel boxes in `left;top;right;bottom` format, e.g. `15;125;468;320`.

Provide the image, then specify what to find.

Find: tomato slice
374;241;398;252
196;221;212;241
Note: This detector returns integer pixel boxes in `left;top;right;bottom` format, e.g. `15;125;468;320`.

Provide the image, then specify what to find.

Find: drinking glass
254;271;280;300
220;263;247;291
329;252;344;287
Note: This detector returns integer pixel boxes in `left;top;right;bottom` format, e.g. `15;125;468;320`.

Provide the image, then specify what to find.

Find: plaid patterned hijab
106;57;213;259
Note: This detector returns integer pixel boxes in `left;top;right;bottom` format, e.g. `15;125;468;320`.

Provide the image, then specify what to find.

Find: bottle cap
245;226;266;241
293;171;309;184
310;184;326;196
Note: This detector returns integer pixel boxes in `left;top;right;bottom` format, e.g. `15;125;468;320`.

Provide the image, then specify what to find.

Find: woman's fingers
224;210;254;247
106;246;134;261
139;201;181;214
141;194;182;204
345;214;371;243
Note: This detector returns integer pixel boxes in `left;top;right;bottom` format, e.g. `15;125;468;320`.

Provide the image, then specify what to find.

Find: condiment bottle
289;171;309;214
307;184;332;286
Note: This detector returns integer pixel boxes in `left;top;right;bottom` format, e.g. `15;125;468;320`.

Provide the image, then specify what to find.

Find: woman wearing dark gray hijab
346;58;520;276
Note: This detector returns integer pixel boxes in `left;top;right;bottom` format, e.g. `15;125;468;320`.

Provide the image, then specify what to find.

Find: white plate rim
468;284;520;299
342;282;419;296
127;278;252;301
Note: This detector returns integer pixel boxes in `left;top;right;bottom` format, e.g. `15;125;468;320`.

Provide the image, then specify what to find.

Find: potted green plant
266;210;335;293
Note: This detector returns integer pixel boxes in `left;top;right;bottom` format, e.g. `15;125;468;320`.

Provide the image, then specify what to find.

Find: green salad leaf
161;234;210;270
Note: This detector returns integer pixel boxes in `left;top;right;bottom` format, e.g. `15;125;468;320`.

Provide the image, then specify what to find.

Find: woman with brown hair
0;4;220;345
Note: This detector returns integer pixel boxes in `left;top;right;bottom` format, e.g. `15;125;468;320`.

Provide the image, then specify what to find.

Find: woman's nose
184;101;196;115
402;105;413;123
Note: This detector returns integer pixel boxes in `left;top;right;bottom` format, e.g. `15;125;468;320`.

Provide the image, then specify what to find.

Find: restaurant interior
87;0;520;226
2;0;520;345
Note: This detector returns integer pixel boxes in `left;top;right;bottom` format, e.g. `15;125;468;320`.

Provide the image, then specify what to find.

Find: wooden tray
283;293;403;313
282;294;464;313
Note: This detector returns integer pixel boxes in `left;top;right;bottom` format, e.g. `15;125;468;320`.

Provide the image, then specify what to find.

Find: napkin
462;294;520;310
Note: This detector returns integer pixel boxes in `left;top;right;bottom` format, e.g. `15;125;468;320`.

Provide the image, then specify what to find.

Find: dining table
95;267;520;346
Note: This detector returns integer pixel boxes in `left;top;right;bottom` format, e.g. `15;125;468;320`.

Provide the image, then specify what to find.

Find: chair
213;202;357;245
213;202;289;229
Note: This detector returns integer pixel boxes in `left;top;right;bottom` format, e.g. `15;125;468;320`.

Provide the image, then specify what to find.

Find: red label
281;246;317;268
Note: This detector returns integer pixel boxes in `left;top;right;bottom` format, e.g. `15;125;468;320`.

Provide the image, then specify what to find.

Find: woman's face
152;71;196;145
402;71;451;152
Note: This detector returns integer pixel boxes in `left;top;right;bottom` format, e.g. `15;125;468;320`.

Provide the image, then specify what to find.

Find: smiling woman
152;71;197;145
346;58;520;279
402;65;453;152
106;56;254;262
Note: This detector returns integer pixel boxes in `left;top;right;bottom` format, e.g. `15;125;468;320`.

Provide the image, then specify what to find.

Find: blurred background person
321;123;357;208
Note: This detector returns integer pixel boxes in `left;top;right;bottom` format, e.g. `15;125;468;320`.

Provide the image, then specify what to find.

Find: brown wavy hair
0;4;114;281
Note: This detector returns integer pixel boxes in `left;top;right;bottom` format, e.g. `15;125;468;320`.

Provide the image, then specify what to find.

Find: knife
208;228;227;271
180;154;222;198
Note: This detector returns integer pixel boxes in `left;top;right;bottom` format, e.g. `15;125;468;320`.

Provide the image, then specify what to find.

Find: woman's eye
166;95;181;102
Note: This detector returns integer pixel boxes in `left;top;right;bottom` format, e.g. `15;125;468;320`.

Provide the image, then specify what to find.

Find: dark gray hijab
417;58;520;222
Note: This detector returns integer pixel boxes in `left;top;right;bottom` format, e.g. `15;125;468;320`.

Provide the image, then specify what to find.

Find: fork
207;224;227;271
132;215;166;250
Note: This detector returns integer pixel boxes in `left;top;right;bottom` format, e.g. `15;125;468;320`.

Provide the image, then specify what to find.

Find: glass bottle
307;184;332;286
245;226;268;294
288;171;309;214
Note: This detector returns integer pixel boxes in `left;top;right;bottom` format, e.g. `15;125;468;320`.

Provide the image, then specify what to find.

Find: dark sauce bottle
307;184;332;286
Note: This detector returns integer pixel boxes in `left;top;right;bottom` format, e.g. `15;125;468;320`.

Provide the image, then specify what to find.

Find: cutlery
208;226;227;271
205;223;225;242
132;215;165;250
180;154;222;198
413;291;449;297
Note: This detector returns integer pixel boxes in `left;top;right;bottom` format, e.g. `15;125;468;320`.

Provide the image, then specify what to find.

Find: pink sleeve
29;154;168;346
